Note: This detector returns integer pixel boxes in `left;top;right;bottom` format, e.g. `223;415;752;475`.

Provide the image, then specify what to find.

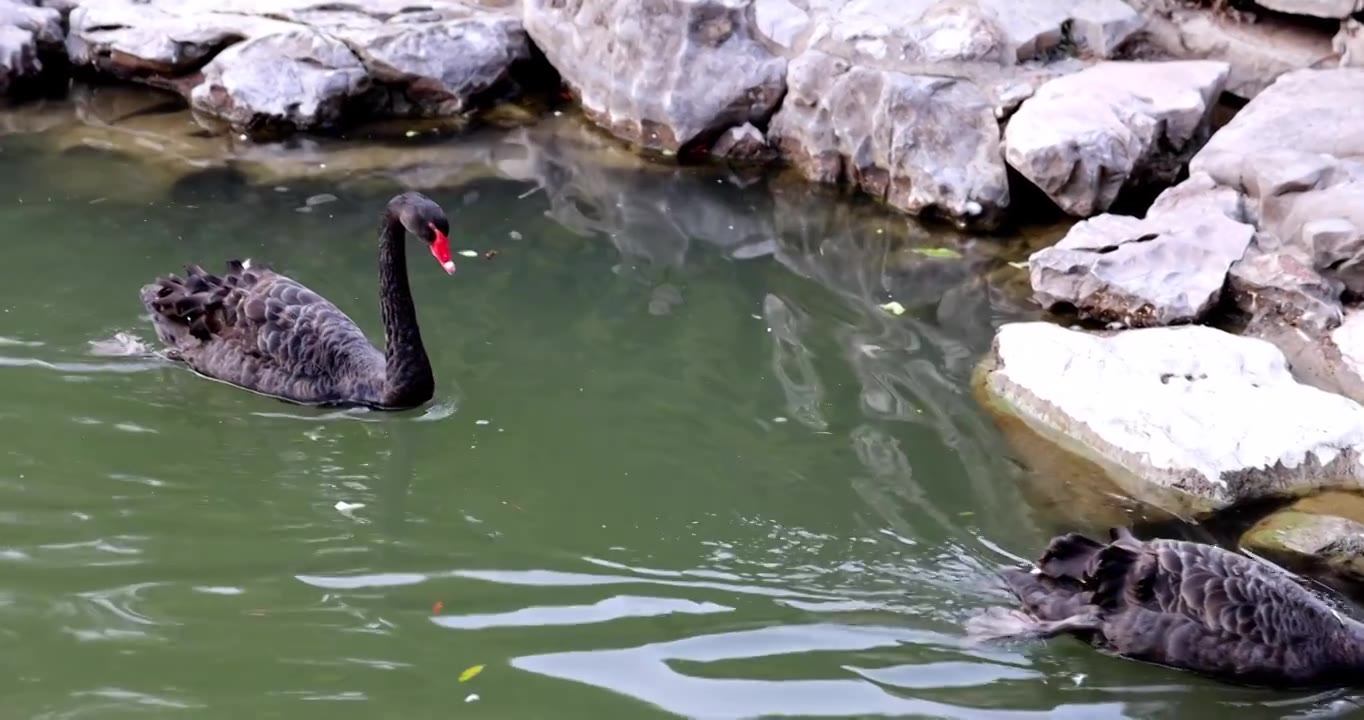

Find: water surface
0;106;1358;719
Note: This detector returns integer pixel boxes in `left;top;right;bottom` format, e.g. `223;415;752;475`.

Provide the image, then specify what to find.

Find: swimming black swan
139;191;454;410
969;527;1364;687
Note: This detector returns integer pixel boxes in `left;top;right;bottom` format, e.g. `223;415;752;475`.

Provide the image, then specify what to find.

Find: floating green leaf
911;247;962;259
459;664;485;683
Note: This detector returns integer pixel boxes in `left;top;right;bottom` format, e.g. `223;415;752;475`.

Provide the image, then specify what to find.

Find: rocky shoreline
7;0;1364;578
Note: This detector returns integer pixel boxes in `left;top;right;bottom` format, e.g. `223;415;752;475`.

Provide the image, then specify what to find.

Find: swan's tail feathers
1000;566;1092;621
141;260;264;348
1038;532;1106;582
966;606;1102;643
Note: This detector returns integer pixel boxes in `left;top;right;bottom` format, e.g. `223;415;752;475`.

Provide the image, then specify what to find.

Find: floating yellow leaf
911;247;962;259
459;664;485;682
879;301;906;316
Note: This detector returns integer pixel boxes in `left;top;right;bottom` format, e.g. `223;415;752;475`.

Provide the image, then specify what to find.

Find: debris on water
433;600;444;614
484;250;498;259
1007;260;1028;269
509;230;523;240
459;664;485;682
306;193;338;207
880;301;906;316
773;416;788;423
475;419;490;425
274;186;289;192
458;250;479;258
911;247;962;259
295;206;313;213
405;129;419;138
465;694;480;703
334;501;368;522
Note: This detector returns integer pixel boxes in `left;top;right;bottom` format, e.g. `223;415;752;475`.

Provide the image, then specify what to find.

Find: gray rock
1028;172;1254;327
333;15;533;116
1228;240;1344;334
523;0;787;152
1130;2;1337;99
190;29;369;135
1241;493;1364;584
1256;0;1362;19
1004;60;1229;217
980;321;1364;517
769;49;1009;228
1191;69;1364;294
814;0;1143;66
710;122;777;163
65;0;538;135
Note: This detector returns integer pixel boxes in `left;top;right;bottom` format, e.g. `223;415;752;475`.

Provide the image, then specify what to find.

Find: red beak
429;224;455;274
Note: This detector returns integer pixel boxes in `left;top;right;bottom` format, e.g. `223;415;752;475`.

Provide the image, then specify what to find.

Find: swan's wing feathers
227;271;370;378
1095;540;1337;645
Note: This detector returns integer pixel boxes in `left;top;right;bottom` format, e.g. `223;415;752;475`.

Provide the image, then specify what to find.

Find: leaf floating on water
457;250;479;258
1007;261;1029;269
879;301;906;316
911;247;962;259
459;664;485;682
433;600;444;614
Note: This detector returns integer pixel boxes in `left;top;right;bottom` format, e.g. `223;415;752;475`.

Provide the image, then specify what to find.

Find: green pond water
0;104;1358;719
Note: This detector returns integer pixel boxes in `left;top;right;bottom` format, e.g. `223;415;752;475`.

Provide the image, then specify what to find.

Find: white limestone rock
981;322;1364;515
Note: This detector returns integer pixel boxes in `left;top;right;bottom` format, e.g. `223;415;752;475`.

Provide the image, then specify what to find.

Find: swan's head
391;192;455;275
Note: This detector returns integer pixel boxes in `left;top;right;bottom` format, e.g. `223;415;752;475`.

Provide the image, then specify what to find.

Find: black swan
969;528;1364;687
139;191;454;410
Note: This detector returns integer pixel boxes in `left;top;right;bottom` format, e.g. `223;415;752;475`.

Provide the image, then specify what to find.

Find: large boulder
64;0;540;136
522;0;786;152
1004;60;1229;217
769;49;1009;228
1180;69;1364;400
1027;172;1254;327
189;29;369;135
980;322;1364;517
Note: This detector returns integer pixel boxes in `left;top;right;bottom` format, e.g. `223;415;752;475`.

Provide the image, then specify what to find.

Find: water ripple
513;623;1099;719
432;594;731;630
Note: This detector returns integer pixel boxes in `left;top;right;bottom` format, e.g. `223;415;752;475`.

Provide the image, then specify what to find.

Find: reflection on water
0;87;1355;718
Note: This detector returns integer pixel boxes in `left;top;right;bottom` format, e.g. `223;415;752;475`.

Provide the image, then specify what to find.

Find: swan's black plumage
139;192;454;410
971;528;1364;687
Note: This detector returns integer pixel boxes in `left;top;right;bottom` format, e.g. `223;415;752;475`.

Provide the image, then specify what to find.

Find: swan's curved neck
378;215;434;408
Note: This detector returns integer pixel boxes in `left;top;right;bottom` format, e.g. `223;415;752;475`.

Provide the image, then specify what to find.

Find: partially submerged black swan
970;528;1364;687
140;192;454;410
